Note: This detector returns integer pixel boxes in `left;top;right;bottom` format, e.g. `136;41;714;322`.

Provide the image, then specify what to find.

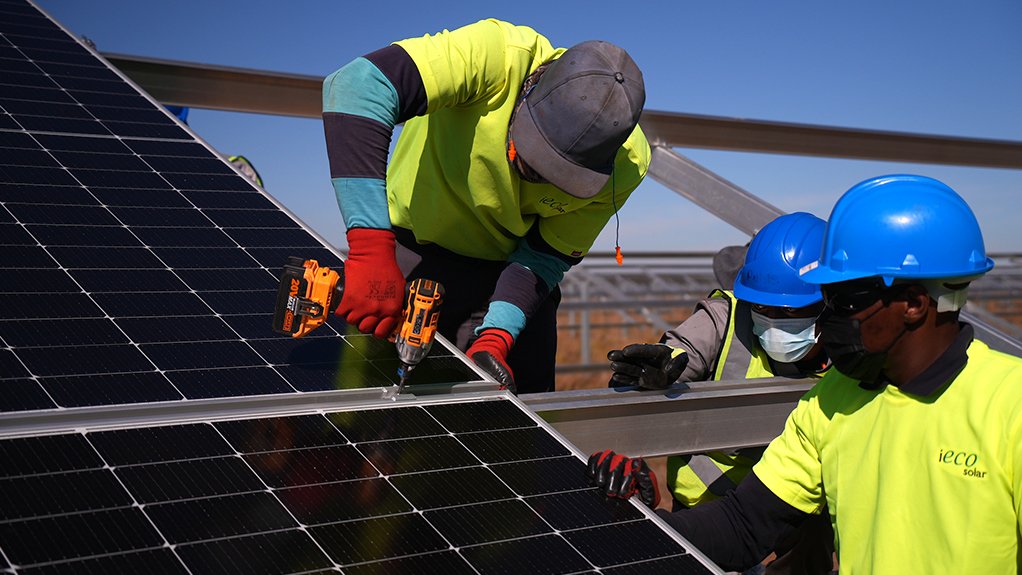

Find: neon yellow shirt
391;19;650;261
755;339;1022;574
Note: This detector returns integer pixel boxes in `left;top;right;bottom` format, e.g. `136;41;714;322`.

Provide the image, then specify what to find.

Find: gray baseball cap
510;40;645;199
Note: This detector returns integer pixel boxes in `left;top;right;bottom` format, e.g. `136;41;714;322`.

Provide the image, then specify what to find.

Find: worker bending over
323;19;649;393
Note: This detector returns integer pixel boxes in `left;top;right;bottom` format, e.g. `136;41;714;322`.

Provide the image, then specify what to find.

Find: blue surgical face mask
750;311;819;364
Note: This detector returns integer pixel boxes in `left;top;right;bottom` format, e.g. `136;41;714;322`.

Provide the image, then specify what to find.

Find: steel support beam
647;146;785;235
102;53;1022;168
522;378;814;458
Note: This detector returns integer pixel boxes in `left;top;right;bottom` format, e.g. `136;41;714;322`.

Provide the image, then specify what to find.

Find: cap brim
799;263;870;286
510;103;611;199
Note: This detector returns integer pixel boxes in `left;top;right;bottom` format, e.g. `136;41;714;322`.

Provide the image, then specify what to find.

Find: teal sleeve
508;238;571;290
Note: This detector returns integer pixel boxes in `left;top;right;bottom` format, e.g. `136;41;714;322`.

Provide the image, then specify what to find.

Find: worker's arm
660;295;733;381
655;471;810;572
322;45;427;337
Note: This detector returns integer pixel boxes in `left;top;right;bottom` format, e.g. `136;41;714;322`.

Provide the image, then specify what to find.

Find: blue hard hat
800;175;994;286
734;212;826;308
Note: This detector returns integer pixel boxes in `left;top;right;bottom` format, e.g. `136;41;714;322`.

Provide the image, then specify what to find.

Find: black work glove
608;343;688;389
587;449;661;509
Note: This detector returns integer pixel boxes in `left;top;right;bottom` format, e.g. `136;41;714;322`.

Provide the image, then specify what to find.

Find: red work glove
466;329;516;393
587;449;661;509
335;228;404;339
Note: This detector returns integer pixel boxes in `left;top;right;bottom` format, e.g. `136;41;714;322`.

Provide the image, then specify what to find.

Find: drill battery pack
271;257;344;338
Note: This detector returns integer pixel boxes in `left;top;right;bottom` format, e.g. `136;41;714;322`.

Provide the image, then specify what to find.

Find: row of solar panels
0;1;721;572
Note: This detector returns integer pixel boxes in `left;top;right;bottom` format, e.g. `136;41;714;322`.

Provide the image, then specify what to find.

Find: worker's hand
587;449;661;509
467;329;516;393
335;228;405;339
607;343;688;389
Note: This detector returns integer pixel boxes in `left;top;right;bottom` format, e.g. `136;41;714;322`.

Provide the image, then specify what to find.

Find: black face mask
819;308;905;384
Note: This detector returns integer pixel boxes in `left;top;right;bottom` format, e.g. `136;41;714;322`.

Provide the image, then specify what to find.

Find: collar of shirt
859;322;973;395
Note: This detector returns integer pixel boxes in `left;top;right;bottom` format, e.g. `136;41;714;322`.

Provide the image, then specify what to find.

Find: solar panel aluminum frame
0;389;725;573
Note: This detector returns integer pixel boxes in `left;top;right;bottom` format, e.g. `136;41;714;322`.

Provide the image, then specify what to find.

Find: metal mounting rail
100;52;1022;168
521;377;814;458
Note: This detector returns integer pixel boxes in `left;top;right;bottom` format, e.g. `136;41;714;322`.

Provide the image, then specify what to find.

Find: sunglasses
821;279;913;316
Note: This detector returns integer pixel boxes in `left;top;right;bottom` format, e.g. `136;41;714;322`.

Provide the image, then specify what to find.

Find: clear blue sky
37;0;1022;254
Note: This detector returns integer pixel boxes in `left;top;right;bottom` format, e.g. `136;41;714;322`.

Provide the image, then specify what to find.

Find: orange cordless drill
271;257;444;397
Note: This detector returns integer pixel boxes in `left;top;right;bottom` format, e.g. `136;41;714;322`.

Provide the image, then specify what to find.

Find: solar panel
0;0;486;411
0;394;719;574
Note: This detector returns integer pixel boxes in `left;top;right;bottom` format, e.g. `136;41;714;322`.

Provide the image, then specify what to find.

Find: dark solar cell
68;268;189;292
0;508;163;566
215;414;347;452
0;433;101;478
2;97;92;119
28;223;142;247
144;155;237;175
0;164;78;185
220;313;291;339
390;466;514;509
247;336;358;365
174;268;278;291
0;83;77;104
457;427;572;464
182;190;277;209
91;291;210;317
174;529;332;575
0;183;98;204
17;115;110;135
491;456;593;496
123;139;211;157
426;397;538;432
104;121;190;140
310;513;448;565
132;227;235;248
224;227;323;248
276;361;393;392
0;318;129;347
153;246;260;268
0;379;55;411
146;492;296;544
0;268;78;293
50;149;152;170
163;172;255;191
90;187;192;208
245;444;378;487
71;91;154;109
48;245;165;269
108;205;215;228
526;489;644;530
89;424;234;465
0;145;60;166
54;75;140;95
69;168;171;189
0;348;31;378
140;340;265;371
0;221;36;243
601;555;717;575
0;293;104;319
116;456;265;504
0;244;53;267
0;129;39;148
6;202;120;225
562;521;690;568
246;246;343;269
277;477;412;524
42;372;183;407
21;548;189;575
36;133;135;154
114;315;239;344
0;469;132;521
0;69;58;88
360;435;479;475
15;343;155;377
203;208;299;228
86;105;175;124
341;551;477;575
164;366;295;399
328;405;448;442
425;499;553;546
196;289;275;315
459;534;592;575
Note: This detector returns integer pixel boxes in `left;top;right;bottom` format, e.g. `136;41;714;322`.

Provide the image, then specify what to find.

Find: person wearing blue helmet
600;211;835;575
590;175;1022;575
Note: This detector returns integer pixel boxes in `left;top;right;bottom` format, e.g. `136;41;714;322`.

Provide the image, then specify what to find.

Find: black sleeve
654;471;812;572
